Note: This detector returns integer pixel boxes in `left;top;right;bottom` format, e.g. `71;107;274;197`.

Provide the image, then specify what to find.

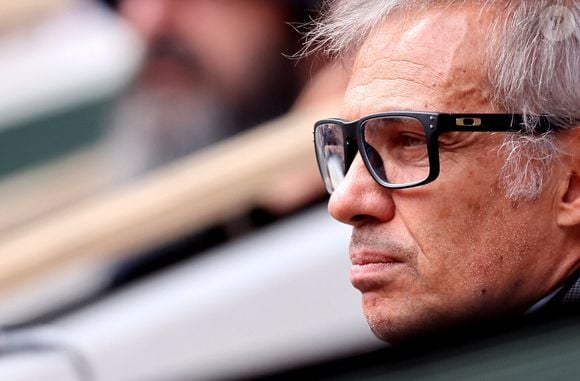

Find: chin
366;315;431;345
362;299;447;345
364;309;420;344
364;303;507;346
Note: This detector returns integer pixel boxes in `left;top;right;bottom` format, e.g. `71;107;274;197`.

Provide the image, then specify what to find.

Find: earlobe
558;171;580;227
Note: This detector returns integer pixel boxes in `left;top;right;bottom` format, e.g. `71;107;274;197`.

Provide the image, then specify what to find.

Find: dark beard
108;84;236;180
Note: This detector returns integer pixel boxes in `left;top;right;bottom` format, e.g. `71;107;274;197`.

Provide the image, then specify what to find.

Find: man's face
113;0;298;166
329;6;569;343
119;0;288;104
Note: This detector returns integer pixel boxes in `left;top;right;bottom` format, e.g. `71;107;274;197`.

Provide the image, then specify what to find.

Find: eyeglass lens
315;122;346;193
315;116;430;192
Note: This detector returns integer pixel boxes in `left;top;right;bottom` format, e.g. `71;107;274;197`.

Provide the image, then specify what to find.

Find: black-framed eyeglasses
313;112;556;193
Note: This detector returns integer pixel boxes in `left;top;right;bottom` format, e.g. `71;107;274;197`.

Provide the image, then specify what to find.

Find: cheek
411;191;555;312
402;178;515;294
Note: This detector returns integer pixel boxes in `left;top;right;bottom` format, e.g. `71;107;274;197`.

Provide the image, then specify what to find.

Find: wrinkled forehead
343;5;497;119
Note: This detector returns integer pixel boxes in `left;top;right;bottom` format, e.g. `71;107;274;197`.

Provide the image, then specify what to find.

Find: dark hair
99;0;320;12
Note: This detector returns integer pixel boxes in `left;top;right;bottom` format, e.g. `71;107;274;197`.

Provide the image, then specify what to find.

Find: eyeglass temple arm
437;114;555;133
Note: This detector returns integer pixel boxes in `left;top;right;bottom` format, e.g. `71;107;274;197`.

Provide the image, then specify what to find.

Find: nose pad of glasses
344;138;358;174
364;144;386;181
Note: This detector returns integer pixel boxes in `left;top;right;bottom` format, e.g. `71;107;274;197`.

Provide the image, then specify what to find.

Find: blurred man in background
97;0;342;286
105;0;321;179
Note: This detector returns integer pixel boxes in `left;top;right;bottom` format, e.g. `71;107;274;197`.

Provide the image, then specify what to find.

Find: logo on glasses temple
455;118;482;127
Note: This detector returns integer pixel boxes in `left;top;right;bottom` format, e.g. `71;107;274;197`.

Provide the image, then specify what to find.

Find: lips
350;251;404;291
351;251;402;266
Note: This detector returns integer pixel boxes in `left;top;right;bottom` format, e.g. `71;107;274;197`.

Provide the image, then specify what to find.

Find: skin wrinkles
330;5;573;344
371;57;445;86
438;132;501;167
343;6;492;119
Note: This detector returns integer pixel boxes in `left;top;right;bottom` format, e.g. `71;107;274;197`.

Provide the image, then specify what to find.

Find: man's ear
557;127;580;227
558;172;580;226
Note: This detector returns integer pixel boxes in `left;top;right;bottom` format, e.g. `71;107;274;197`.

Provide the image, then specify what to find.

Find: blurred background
0;0;383;380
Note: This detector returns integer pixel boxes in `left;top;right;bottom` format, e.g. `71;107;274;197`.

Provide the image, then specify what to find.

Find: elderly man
311;0;579;344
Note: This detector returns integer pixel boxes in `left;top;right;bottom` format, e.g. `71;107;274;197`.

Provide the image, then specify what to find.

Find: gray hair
305;0;580;200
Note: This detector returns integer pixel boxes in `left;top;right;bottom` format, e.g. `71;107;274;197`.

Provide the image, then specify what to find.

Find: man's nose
328;156;396;227
119;0;174;41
